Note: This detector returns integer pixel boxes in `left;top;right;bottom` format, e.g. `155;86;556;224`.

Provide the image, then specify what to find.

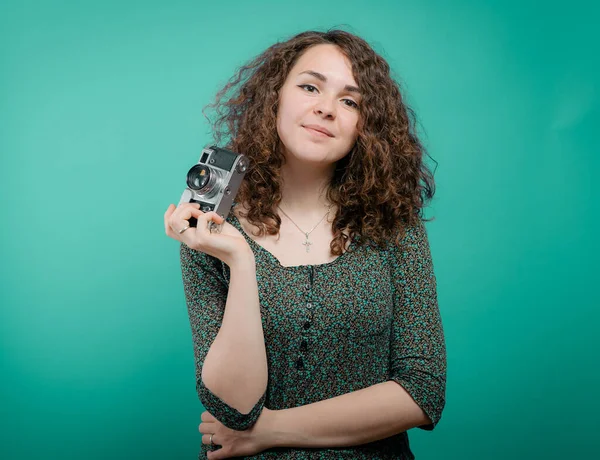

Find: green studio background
1;0;598;459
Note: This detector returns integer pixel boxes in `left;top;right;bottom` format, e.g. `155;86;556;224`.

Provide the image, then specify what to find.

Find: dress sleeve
180;242;266;430
387;220;447;430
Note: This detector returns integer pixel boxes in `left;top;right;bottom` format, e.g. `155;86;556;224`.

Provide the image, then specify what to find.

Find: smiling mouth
303;126;334;138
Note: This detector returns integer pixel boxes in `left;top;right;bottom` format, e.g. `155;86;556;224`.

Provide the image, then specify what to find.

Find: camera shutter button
236;158;248;173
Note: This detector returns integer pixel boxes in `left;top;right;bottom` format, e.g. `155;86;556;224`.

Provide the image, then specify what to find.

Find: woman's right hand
164;203;253;267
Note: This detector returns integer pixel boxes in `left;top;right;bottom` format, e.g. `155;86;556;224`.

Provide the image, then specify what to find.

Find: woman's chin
283;146;346;167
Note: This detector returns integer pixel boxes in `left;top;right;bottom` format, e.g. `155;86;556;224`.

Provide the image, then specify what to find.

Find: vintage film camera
179;146;249;232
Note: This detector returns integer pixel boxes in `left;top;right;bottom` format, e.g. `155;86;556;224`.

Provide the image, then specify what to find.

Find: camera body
179;145;248;228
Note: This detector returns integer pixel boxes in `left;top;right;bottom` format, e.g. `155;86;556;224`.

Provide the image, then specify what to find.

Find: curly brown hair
204;29;436;255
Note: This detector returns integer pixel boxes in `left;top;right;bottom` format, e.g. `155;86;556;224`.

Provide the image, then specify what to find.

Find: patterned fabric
180;213;446;459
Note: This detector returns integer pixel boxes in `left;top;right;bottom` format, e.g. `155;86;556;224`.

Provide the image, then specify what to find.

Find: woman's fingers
164;204;177;236
176;203;201;222
204;211;225;225
165;203;240;261
165;203;201;239
178;203;202;222
168;203;200;232
187;211;222;239
193;211;223;229
175;209;226;248
164;204;176;217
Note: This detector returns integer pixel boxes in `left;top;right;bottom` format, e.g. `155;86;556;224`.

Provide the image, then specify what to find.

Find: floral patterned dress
180;214;446;459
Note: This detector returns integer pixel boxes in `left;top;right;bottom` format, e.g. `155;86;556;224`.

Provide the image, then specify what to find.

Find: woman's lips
303;126;334;138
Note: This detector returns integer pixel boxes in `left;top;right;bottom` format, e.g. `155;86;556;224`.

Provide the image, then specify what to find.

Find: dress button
307;303;312;309
303;321;311;330
305;284;310;291
296;357;304;370
300;340;308;352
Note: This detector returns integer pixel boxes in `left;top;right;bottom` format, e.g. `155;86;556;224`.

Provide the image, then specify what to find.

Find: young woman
164;29;446;459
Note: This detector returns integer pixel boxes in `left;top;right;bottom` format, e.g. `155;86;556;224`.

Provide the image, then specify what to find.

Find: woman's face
276;44;361;167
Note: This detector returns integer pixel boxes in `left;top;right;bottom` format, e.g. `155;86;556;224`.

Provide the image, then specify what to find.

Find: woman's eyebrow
298;70;360;94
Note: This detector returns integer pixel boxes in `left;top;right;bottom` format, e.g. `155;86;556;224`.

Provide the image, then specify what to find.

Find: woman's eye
343;99;359;109
298;84;318;93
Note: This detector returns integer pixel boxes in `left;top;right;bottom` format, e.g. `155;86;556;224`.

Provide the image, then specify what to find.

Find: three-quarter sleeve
387;219;447;430
180;242;266;430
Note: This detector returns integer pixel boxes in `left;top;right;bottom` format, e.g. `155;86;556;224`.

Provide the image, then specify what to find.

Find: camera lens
187;165;211;191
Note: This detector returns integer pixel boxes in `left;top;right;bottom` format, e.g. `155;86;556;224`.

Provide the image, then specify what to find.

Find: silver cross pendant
302;233;312;253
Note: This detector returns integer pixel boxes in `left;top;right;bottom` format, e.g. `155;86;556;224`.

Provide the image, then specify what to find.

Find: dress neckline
229;213;354;270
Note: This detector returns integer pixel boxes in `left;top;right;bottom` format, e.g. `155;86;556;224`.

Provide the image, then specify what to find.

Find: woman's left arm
385;218;447;431
202;379;430;457
260;379;432;449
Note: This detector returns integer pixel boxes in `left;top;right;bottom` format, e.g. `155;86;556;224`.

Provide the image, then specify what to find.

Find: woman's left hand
199;408;275;459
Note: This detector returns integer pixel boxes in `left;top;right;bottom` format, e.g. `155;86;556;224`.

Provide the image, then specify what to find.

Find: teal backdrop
1;0;598;458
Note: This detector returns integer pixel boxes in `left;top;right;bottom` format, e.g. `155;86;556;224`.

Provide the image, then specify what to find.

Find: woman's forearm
264;381;430;448
201;249;268;414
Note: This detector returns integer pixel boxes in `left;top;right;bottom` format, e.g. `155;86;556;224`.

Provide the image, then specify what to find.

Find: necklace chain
277;204;332;253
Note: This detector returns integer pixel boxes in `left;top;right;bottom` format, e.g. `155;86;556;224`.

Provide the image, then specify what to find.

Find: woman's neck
279;160;335;218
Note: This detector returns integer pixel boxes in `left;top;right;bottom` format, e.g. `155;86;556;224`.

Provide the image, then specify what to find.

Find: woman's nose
313;97;336;119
